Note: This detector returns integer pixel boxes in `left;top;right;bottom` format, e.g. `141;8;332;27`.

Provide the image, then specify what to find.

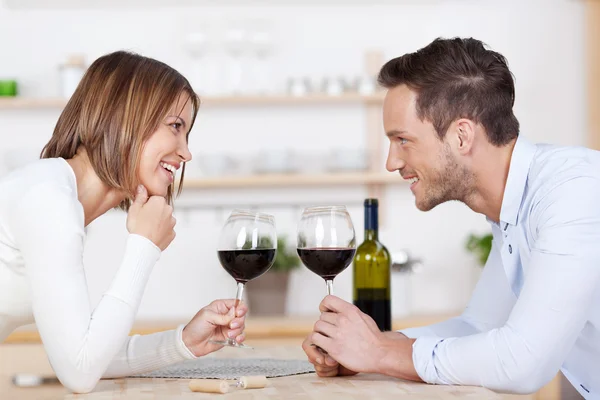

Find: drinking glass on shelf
210;210;277;349
296;206;356;296
223;25;248;95
248;20;275;95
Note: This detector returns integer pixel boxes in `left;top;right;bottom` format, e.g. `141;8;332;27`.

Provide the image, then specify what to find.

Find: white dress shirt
0;158;196;393
401;136;600;399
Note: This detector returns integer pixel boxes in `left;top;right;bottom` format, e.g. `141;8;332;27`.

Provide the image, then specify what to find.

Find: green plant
242;235;301;273
465;233;493;266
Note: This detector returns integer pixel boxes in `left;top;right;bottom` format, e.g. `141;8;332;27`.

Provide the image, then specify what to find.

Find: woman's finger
235;333;246;343
229;317;245;329
227;328;244;338
203;309;234;327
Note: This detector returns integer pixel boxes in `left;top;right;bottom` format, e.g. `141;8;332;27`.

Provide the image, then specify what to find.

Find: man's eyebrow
386;129;409;137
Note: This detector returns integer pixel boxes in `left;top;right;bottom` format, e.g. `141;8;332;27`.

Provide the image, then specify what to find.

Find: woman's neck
66;148;127;226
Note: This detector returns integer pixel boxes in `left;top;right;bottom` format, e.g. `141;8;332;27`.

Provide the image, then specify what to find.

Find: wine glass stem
225;282;245;346
234;282;244;311
326;279;334;296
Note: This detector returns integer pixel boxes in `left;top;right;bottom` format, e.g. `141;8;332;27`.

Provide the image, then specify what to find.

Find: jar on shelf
59;54;86;99
0;79;17;96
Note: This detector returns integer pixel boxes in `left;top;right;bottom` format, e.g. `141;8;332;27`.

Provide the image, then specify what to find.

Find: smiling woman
0;51;249;394
41;51;199;208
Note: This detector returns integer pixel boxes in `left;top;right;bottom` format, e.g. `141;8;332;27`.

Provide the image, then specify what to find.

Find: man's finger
315;365;339;377
324;355;339;367
319;295;353;314
302;339;324;363
319;311;338;326
311;332;333;353
314;320;336;339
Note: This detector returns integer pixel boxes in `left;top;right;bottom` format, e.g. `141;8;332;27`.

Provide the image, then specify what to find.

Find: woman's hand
181;299;248;357
127;185;176;251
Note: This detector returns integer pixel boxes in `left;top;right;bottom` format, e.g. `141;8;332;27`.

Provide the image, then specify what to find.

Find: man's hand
302;295;421;381
302;335;358;377
308;295;389;373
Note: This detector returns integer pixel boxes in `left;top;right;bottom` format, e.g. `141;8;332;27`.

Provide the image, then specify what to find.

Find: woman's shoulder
0;157;78;202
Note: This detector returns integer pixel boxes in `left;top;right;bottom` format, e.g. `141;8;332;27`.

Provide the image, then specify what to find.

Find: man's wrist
374;336;420;381
383;331;408;339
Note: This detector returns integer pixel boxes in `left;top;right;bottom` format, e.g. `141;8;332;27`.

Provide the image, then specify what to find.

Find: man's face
383;84;472;211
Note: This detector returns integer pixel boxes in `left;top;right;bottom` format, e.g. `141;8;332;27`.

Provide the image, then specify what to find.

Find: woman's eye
170;122;182;131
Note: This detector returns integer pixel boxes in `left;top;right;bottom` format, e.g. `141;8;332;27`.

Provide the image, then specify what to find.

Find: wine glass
210;210;277;349
297;206;356;296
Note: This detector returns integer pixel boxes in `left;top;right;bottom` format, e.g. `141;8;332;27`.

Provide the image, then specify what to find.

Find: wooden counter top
0;341;505;399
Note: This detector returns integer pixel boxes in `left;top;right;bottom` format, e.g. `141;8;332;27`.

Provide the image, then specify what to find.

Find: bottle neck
364;204;379;241
365;229;378;241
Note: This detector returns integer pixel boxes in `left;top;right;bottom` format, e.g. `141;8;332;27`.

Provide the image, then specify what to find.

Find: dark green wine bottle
353;198;391;331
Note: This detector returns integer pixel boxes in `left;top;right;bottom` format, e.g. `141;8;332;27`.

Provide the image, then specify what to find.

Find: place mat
130;358;315;380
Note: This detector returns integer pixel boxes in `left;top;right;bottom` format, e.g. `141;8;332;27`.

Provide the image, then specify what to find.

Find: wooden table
1;339;504;399
2;316;561;399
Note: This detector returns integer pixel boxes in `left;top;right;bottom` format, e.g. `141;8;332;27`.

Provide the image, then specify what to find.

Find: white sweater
0;158;195;393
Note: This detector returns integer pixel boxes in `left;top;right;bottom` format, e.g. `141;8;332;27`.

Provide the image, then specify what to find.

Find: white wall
0;0;586;321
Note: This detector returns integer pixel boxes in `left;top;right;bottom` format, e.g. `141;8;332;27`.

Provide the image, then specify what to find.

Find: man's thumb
133;185;148;205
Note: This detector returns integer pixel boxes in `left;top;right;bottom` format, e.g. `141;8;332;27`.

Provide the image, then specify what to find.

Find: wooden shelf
0;93;385;110
181;172;402;189
4;0;427;9
0;97;67;110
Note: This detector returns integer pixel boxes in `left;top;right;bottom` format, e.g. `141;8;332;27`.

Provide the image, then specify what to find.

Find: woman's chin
141;181;168;198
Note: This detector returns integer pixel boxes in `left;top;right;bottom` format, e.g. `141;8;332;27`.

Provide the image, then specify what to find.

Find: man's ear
453;119;476;155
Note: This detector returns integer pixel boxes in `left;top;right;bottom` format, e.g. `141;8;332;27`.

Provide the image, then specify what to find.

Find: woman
0;51;247;393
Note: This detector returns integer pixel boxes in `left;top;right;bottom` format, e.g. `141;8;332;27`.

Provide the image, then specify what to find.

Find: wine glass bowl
296;206;356;295
211;210;277;349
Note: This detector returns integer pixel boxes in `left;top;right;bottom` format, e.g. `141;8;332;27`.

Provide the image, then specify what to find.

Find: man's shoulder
529;143;600;190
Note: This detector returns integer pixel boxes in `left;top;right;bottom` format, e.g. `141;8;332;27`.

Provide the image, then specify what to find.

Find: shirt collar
499;135;537;226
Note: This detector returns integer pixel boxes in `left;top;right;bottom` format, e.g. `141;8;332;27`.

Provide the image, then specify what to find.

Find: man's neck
66;148;126;226
464;139;517;223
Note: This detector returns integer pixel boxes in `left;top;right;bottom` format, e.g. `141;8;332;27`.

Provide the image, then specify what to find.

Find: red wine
218;249;276;283
354;288;391;331
297;248;355;280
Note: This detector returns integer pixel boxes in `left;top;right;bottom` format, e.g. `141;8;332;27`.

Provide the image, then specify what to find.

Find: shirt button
508;244;513;254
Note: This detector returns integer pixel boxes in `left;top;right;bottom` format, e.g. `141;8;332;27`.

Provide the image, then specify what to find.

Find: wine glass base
209;339;254;349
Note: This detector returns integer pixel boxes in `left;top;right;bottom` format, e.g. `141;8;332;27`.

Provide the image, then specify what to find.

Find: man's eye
399;138;408;145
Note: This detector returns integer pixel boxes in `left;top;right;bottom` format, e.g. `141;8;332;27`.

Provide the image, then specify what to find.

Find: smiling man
302;37;600;398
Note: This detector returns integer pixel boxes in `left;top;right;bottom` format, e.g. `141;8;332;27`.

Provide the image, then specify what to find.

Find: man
302;37;600;398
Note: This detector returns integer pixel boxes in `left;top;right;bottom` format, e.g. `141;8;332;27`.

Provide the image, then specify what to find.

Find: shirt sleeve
401;237;516;339
102;324;196;378
9;182;190;393
410;176;600;394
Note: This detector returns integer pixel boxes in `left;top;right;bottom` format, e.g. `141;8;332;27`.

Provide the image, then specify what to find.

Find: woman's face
138;94;193;197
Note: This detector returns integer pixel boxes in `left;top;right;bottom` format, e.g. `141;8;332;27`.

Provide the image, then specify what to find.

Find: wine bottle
352;198;391;331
